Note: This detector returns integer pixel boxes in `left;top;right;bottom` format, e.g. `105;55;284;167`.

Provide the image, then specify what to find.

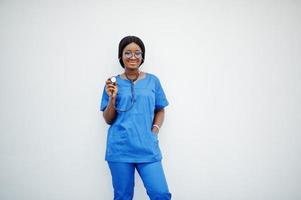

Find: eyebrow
124;50;142;52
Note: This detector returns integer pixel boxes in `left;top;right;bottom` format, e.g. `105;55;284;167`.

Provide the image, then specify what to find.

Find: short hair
118;36;145;68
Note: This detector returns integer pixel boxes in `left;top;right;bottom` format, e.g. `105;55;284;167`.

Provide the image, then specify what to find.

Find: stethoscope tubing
109;71;139;112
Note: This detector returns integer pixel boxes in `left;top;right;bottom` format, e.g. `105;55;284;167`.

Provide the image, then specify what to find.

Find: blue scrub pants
108;161;172;200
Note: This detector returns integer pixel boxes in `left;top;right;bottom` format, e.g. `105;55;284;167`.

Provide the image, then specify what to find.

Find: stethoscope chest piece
110;76;117;84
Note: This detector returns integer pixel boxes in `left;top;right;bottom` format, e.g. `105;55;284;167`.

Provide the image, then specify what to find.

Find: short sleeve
100;85;109;111
154;76;169;110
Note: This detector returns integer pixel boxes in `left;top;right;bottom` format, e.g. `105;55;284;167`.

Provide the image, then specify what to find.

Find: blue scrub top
100;73;169;163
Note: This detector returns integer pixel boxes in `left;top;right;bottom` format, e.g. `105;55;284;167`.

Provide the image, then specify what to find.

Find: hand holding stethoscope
105;76;118;98
105;73;139;112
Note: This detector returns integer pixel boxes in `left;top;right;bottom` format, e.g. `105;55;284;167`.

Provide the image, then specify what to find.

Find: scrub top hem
105;157;162;163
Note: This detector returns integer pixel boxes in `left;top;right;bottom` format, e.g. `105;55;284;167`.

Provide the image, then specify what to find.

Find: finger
108;86;117;92
106;79;117;85
106;82;117;88
106;82;113;87
106;89;115;96
107;86;116;91
106;86;115;93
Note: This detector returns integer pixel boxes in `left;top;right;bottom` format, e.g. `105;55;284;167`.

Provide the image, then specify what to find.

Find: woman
100;35;172;200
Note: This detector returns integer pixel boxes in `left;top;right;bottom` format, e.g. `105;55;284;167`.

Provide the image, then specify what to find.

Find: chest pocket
115;86;132;111
133;87;156;114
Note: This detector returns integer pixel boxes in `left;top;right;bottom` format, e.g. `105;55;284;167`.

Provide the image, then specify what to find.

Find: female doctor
100;35;172;200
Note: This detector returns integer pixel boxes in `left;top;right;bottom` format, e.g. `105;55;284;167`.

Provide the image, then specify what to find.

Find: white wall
1;0;301;199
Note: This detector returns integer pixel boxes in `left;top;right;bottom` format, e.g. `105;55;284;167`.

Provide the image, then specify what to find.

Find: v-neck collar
118;72;148;85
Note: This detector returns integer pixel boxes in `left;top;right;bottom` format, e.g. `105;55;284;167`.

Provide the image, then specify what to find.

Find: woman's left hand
151;127;159;134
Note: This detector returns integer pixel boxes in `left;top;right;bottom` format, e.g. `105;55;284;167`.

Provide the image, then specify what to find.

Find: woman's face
122;42;143;70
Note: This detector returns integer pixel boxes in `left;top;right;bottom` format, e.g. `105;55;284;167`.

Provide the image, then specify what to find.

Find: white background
1;0;301;199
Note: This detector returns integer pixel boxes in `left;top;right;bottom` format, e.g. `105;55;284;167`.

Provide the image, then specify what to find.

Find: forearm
103;97;117;124
152;108;165;133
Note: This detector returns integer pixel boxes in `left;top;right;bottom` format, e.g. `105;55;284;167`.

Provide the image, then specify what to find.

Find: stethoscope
109;71;140;112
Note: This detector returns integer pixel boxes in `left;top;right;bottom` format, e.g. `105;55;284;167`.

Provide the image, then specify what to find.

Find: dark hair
118;35;145;68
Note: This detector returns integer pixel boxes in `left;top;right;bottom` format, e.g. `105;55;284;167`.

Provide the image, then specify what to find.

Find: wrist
109;97;116;104
152;124;160;133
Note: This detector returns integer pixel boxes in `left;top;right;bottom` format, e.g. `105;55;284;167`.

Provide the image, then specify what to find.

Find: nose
129;53;136;59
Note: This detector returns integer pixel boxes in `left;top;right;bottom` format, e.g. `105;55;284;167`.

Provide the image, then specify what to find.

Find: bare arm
103;79;118;125
103;97;117;124
151;108;165;134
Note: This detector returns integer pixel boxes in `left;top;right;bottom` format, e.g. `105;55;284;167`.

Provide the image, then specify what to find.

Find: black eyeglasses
123;50;143;59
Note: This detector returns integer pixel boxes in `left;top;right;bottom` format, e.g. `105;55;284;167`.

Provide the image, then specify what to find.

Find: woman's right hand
105;78;118;98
